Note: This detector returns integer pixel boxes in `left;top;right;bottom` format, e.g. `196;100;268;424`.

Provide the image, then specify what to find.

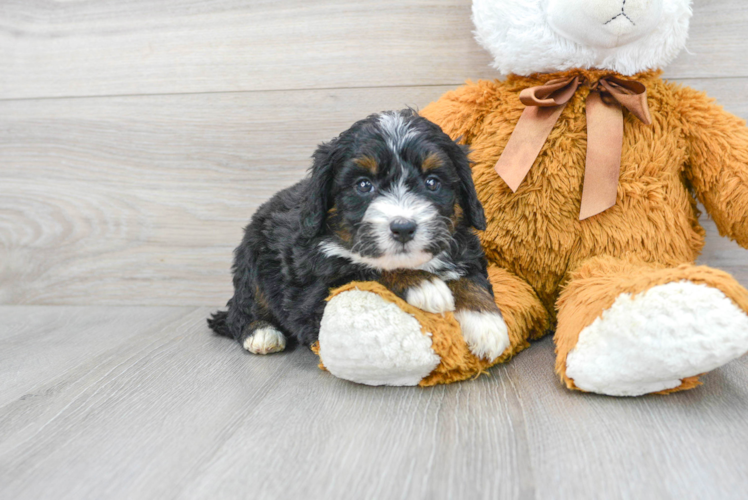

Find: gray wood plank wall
2;0;748;306
3;3;748;500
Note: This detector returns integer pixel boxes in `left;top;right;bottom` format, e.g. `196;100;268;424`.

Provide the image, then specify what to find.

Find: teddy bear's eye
355;178;374;194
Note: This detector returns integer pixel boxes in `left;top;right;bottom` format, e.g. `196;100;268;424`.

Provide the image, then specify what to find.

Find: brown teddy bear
315;0;748;395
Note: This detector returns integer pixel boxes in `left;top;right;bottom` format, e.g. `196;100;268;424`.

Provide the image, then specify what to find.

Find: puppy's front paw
243;326;287;355
455;310;509;361
405;278;455;314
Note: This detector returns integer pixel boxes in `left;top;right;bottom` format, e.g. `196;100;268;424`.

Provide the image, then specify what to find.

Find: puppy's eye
425;176;441;192
355;178;374;194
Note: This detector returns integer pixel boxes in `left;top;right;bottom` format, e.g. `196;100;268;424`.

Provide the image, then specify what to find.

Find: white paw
566;281;748;396
243;326;287;355
405;278;455;314
455;310;509;361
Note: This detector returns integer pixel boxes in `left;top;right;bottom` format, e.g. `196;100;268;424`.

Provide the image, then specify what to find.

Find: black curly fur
207;310;230;337
208;110;491;348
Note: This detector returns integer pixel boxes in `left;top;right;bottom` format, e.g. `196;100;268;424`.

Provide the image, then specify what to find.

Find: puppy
208;110;506;360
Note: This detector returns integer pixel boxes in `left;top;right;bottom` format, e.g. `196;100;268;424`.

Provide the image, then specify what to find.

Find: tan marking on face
450;203;463;232
354;156;379;174
335;226;352;243
421;153;442;172
327;204;351;242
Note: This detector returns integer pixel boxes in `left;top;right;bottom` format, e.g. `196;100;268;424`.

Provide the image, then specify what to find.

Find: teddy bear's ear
451;143;486;231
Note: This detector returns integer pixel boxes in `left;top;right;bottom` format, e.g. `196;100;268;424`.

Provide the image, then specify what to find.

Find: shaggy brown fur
322;281;500;386
315;265;551;386
415;68;748;391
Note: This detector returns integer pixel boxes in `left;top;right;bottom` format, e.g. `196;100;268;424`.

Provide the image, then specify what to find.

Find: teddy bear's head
473;0;692;76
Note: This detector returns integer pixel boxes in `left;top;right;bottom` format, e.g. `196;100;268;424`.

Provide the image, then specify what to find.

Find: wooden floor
0;306;747;500
3;1;748;498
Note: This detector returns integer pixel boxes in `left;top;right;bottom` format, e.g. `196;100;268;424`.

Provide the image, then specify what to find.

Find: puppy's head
302;109;485;271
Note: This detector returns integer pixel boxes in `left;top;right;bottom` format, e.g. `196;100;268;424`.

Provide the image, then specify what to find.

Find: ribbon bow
494;76;652;220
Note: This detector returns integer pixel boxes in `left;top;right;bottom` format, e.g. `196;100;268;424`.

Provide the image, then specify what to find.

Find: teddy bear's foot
318;289;441;386
556;257;748;396
317;272;549;387
564;281;748;396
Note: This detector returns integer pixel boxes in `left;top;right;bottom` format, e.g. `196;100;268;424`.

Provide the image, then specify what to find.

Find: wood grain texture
0;305;191;405
3;78;748;306
2;1;748;498
0;0;495;100
0;85;452;305
0;306;746;500
510;338;748;500
0;0;746;100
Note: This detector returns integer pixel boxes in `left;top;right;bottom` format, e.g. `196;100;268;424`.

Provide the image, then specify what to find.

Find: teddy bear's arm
678;85;748;248
420;81;501;145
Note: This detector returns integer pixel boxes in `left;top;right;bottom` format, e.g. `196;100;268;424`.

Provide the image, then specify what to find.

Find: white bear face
472;0;692;76
547;0;664;50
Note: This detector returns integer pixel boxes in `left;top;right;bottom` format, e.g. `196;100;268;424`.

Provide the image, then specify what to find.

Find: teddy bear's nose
545;0;663;50
604;4;637;37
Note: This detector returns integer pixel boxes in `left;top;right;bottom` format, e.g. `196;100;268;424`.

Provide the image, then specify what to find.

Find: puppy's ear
300;141;336;238
450;143;486;231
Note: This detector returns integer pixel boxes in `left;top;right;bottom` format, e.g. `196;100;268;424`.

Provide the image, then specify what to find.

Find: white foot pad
455;310;509;361
243;326;287;355
566;281;748;396
405;278;455;314
319;289;441;386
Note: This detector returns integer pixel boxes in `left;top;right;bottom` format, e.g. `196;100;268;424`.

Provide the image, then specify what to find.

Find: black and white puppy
208;110;506;360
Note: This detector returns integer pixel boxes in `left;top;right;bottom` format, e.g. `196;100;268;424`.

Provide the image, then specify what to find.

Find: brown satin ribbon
494;76;652;220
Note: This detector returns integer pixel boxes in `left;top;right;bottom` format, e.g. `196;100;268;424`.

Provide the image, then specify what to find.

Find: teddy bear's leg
555;256;748;396
317;266;550;386
486;265;551;362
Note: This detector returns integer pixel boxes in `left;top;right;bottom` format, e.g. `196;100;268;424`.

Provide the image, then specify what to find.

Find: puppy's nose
390;219;417;243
